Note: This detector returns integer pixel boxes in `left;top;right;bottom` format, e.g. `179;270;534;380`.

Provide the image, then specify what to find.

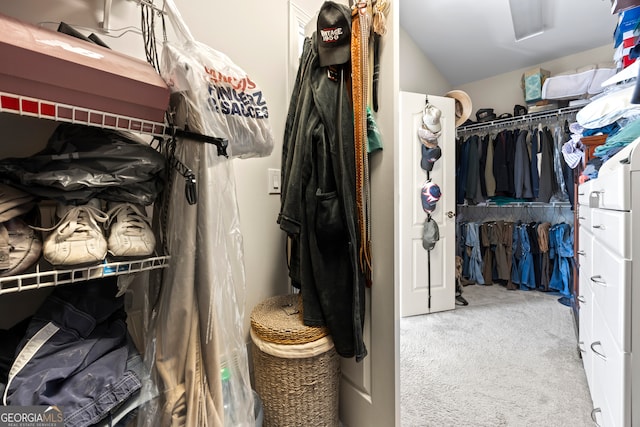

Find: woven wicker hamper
250;294;340;427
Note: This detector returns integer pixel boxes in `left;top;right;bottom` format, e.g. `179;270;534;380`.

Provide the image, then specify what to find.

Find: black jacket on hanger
493;130;515;197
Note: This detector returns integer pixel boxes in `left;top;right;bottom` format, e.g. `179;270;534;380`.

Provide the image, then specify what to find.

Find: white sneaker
39;199;109;266
106;203;155;258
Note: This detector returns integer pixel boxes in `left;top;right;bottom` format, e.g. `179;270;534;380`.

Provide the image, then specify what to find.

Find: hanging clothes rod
458;201;572;208
457;105;583;134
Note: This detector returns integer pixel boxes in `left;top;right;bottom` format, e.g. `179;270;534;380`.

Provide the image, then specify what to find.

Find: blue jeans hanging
549;223;573;297
466;222;485;284
511;223;535;289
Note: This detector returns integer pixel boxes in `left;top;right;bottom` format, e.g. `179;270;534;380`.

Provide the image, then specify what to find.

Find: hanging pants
549;223;573;297
511;223;535;290
465;222;485;285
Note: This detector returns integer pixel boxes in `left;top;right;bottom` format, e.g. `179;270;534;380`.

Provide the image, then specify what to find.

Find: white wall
456;44;615;119
399;27;451;96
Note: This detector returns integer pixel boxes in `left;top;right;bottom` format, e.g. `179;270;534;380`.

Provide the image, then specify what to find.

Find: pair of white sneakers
38;199;156;267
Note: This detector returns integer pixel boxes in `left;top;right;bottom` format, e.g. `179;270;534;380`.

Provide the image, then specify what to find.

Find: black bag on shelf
0;123;166;206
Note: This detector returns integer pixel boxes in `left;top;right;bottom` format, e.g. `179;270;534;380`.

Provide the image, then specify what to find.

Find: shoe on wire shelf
105;202;156;258
39;199;109;266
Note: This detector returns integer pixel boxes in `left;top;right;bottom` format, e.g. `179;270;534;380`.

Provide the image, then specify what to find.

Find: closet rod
457;105;582;134
458;202;572;208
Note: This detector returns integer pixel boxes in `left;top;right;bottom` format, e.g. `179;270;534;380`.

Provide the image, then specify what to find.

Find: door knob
446;211;456;218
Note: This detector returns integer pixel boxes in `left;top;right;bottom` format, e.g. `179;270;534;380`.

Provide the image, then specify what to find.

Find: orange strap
351;2;372;286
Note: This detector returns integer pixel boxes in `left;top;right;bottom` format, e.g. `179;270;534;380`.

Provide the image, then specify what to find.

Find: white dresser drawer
590;208;630;258
590;242;631;352
577;226;592;278
578;274;594;390
577;180;593;207
577;205;592;234
578;230;595;391
590;303;631;427
588;165;630;211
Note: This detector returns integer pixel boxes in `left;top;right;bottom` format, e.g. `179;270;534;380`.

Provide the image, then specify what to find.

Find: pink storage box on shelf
0;12;170;124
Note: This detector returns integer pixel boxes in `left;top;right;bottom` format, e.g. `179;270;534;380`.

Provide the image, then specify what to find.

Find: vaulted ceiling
399;0;619;86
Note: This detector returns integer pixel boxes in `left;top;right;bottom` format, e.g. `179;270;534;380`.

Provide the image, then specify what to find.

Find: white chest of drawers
577;138;640;427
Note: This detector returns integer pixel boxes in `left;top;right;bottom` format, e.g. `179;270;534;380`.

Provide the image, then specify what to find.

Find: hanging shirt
465;135;480;202
536;127;557;203
456;136;470;205
530;128;540;198
493;131;510;195
513;129;533;199
479;134;489;197
485;134;496;197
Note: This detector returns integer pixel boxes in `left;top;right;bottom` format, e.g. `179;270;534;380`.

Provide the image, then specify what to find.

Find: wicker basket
250;294;340;427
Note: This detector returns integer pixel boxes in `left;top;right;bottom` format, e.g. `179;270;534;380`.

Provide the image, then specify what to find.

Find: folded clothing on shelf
1;279;146;427
0;183;40;277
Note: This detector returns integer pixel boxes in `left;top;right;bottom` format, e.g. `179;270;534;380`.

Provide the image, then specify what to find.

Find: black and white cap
317;1;352;67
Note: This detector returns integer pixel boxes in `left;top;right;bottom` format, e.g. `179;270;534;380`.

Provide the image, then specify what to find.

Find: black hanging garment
536;127;558;203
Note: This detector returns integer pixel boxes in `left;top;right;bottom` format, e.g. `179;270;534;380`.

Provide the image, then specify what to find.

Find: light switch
268;168;281;194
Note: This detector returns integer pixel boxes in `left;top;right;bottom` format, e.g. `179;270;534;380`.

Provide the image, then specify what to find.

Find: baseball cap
317;1;352;67
476;108;496;122
420;145;442;172
417;126;440;148
514;104;528;116
421;181;441;214
422;104;442;133
422;217;440;251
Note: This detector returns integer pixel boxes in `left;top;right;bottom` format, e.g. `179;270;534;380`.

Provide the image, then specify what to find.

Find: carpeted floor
400;284;594;427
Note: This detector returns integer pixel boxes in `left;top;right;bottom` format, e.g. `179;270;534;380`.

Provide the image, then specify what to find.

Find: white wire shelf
457;105;582;134
0;255;170;295
0;91;167;137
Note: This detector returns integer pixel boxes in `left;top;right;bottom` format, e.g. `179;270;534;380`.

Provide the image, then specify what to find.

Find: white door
399;92;456;317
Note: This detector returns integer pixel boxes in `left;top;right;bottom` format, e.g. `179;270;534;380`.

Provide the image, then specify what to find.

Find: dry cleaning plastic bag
160;0;274;159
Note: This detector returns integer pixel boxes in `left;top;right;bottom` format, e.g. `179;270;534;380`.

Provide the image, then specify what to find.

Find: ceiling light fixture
509;0;546;41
